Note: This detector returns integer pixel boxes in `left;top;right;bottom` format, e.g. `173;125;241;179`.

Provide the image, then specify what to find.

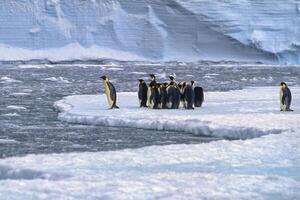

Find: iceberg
54;87;300;139
0;0;299;63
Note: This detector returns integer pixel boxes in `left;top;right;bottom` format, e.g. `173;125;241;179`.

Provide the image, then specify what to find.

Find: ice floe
0;129;299;199
54;87;300;139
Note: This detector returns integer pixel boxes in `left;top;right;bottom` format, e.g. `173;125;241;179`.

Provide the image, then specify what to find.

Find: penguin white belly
147;87;154;108
280;89;286;111
104;82;114;108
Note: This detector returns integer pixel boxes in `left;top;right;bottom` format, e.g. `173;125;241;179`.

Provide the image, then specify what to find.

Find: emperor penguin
178;82;186;108
138;79;148;107
193;81;204;107
156;83;163;109
178;82;195;109
161;83;169;109
147;74;158;109
169;74;177;86
101;75;119;109
280;82;293;111
166;81;180;109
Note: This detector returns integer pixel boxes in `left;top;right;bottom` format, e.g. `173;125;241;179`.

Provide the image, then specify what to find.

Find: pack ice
54;87;300;139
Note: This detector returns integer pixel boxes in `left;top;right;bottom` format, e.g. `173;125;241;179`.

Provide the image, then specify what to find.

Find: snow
54;87;300;139
0;43;145;62
0;0;299;63
0;130;299;199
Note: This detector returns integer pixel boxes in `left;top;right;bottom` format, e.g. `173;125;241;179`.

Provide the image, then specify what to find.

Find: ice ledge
54;87;300;140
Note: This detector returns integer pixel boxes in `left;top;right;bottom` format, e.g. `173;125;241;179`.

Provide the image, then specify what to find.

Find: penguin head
169;75;175;81
101;75;108;81
149;74;156;81
138;79;145;84
178;82;186;89
163;82;168;87
191;81;195;86
280;82;287;88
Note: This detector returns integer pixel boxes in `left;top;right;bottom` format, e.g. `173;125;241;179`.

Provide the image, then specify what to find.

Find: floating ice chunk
1;113;21;117
0;77;22;83
10;93;31;96
6;106;27;110
0;139;19;144
129;71;147;75
54;87;300;139
43;77;70;83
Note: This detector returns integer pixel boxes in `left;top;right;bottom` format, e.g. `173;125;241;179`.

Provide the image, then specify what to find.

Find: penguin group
101;74;293;112
138;74;204;110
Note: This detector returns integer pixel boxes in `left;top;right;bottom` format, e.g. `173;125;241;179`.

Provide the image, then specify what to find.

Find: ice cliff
0;0;299;63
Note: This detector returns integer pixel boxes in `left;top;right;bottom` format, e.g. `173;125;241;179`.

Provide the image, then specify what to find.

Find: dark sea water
1;61;300;158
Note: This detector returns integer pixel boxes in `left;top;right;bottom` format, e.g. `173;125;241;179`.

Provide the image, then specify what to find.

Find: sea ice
0;129;299;199
54;87;300;139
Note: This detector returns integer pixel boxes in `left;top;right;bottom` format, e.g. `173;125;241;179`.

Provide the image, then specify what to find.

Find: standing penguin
138;79;148;107
147;74;159;109
166;81;180;109
178;82;194;109
280;82;293;111
161;83;169;109
101;75;119;109
183;83;195;109
178;82;186;108
156;83;163;109
192;81;204;107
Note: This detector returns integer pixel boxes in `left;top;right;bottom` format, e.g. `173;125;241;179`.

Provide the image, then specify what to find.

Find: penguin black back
280;82;293;111
138;79;148;107
147;74;159;109
183;84;195;109
167;85;180;109
161;83;168;109
194;86;204;107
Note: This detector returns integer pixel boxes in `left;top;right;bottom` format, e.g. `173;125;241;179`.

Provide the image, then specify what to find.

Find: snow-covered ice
54;87;300;139
0;129;299;199
0;86;299;199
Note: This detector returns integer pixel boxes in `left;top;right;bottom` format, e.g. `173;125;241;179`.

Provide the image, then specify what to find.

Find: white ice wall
0;0;299;63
